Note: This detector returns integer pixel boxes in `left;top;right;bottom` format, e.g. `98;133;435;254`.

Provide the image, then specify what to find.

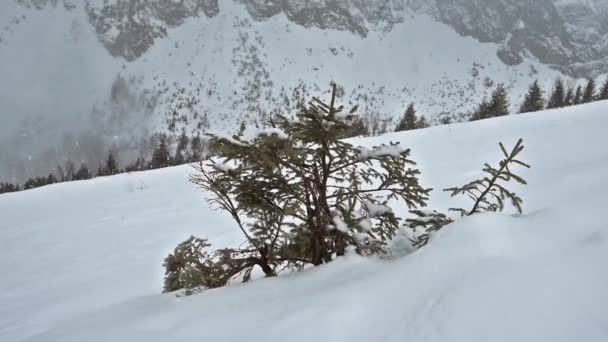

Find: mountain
0;0;606;182
2;101;608;341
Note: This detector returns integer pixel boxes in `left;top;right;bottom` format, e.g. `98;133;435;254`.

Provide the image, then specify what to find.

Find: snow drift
1;101;608;341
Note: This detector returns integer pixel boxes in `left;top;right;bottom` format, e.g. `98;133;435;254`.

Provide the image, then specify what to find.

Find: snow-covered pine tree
519;80;544;113
105;149;119;175
151;136;171;169
564;85;575;106
416;115;429;129
547;78;566;109
470;97;491;121
173;129;190;165
573;85;583;105
599;78;608;101
487;83;510;117
74;163;92;180
395;103;418;132
583;78;597;103
187;84;431;283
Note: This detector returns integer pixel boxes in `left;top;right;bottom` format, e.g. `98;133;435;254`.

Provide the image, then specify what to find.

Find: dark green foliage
547;78;566;109
125;158;147;172
488;83;510;117
23;176;50;190
0;182;20;194
573;85;583;105
341;115;369;138
519;80;545;113
104;149;120;175
74;163;92;180
599;78;608;101
184;84;431;293
470;97;491;121
470;84;509;121
395;103;418;132
47;173;58;185
416;115;429;129
173;129;190;165
151;137;171;169
405;210;452;248
564;86;574;106
445;138;530;216
190;134;204;162
582;78;596;103
162;237;223;294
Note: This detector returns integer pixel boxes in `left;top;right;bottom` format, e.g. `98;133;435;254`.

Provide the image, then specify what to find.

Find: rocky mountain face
17;0;604;77
12;0;607;77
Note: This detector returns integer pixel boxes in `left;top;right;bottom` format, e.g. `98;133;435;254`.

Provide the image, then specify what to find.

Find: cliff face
11;0;607;77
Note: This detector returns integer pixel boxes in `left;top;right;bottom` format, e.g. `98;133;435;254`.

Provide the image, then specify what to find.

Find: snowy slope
2;101;608;341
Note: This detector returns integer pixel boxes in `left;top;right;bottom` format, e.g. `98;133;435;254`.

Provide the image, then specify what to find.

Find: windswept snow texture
2;102;608;341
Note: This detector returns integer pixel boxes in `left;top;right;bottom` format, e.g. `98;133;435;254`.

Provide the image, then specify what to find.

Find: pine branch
444;138;530;216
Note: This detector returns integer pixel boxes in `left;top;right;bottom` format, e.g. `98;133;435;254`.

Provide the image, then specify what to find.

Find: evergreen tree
470;97;491;121
174;129;190;165
416;115;429;129
599;78;608;101
47;173;58;185
151;137;171;169
487;83;510;117
395;103;418;132
582;78;597;103
0;182;20;194
65;161;76;181
564;86;574;106
340;115;369;138
190;84;431;274
573;85;583;105
74;163;92;180
547;78;566;109
519;80;544;113
190;134;203;162
105;149;119;175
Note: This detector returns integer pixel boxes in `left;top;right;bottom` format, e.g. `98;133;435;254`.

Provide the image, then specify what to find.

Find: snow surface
2;101;608;341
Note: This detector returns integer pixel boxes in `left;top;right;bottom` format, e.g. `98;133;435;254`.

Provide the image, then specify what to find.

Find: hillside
1;101;607;341
4;0;608;183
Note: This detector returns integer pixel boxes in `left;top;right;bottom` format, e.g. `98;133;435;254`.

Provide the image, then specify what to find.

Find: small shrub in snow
169;84;431;294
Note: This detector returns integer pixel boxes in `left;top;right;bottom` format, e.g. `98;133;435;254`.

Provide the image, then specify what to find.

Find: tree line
2;76;606;195
0;131;208;195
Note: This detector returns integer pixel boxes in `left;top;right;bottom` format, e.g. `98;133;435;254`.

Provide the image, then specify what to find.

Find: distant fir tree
547;78;566;109
190;134;204;162
416;115;429;129
105;149;120;175
0;182;20;194
65;161;76;181
395;103;418;132
573;85;583;105
151;137;171;169
470;97;491;121
340;115;369;138
564;86;575;106
47;173;58;185
599;78;608;101
519;80;544;113
174;129;190;165
582;78;597;103
74;163;92;180
487;83;510;117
